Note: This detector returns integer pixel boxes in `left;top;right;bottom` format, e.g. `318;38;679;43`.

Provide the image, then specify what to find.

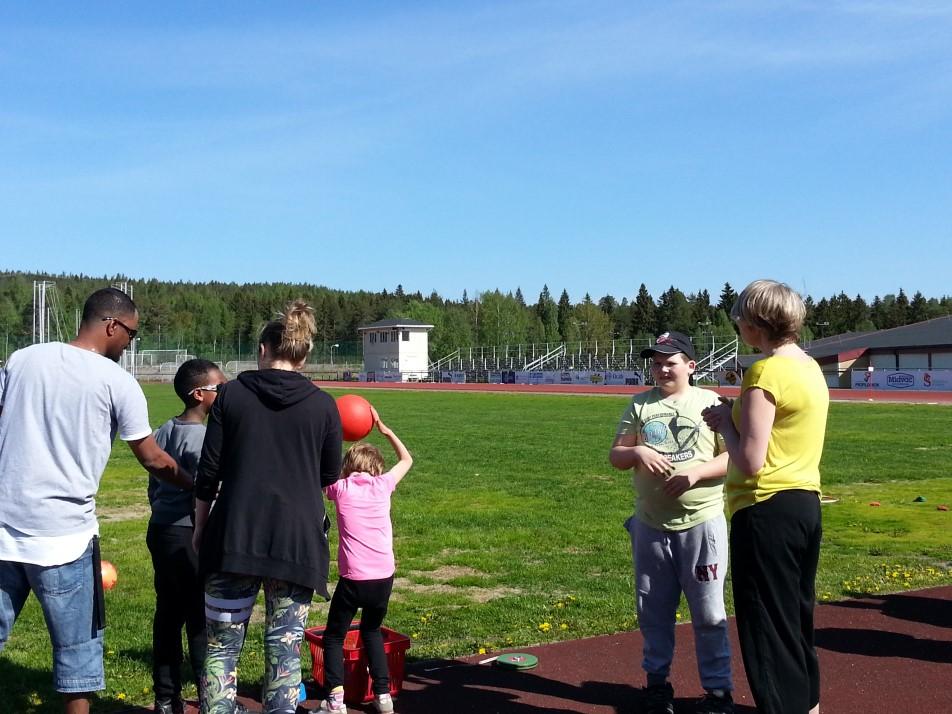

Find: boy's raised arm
372;407;413;484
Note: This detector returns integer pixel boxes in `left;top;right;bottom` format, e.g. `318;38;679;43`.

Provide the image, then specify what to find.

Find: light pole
330;343;339;366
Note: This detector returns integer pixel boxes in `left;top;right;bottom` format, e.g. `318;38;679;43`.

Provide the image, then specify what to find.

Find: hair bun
283;299;316;343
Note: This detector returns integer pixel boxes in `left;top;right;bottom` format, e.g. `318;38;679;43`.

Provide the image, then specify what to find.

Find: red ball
101;560;118;590
336;394;373;442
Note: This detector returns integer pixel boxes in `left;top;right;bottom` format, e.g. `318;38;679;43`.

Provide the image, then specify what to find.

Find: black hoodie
196;369;342;596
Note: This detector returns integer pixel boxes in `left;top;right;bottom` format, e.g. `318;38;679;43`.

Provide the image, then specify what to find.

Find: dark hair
259;299;316;364
173;358;221;406
81;287;137;324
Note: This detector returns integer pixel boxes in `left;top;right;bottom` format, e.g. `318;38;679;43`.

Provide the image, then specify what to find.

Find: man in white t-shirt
0;288;190;714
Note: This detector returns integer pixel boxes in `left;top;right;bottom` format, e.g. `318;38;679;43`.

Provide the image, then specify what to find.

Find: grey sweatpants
627;515;732;691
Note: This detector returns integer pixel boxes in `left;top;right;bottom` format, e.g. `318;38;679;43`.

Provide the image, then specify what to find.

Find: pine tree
535;285;560;343
557;289;572;341
909;291;928;324
716;282;737;313
630;284;655;337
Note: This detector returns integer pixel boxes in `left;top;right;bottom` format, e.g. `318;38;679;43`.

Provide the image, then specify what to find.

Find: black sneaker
696;689;735;714
154;699;185;714
642;682;675;714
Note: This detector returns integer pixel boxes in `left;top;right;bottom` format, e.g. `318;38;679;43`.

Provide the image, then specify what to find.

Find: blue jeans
0;539;105;692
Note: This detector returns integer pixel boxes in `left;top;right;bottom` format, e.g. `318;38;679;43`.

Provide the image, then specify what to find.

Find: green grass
2;389;951;711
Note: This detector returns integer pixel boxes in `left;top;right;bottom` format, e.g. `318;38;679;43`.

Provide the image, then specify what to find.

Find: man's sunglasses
190;384;223;395
102;316;138;340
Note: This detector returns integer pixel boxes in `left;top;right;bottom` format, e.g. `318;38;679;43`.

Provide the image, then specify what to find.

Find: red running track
316;380;952;404
112;585;952;713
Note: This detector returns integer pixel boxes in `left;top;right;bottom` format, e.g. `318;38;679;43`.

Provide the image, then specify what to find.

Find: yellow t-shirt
617;386;725;531
726;355;829;516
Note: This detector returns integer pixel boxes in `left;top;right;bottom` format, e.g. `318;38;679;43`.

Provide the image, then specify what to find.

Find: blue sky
1;1;950;303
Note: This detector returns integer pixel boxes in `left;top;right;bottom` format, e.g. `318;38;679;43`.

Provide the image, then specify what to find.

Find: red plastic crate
305;624;411;705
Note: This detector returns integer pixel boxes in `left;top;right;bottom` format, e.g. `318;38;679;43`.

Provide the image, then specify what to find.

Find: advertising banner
603;370;643;386
851;369;952;390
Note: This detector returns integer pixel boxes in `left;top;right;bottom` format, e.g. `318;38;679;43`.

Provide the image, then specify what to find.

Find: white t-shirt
0;342;151;562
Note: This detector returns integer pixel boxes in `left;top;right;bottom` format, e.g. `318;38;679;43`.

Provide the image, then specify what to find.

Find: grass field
2;386;951;712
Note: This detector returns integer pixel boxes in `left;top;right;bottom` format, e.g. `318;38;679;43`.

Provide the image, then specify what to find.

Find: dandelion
555;602;564;609
559;623;568;630
538;622;551;633
117;693;126;701
478;647;486;655
411;632;419;639
675;613;681;621
28;693;43;706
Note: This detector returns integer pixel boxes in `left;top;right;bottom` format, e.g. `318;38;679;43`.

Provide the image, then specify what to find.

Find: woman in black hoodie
193;300;342;714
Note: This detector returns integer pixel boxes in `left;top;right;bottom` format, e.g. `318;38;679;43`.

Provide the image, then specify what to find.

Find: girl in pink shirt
319;410;413;714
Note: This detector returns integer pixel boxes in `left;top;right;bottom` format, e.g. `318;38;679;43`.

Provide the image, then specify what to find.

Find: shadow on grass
0;658;154;714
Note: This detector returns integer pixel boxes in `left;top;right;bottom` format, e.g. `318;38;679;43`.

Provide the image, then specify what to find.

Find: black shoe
154;699;185;714
642;682;675;714
696;689;735;714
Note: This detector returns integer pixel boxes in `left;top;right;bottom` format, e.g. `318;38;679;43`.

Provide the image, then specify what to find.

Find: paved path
146;585;950;713
350;585;952;713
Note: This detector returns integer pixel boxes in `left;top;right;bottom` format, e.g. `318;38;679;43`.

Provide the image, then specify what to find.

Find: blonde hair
731;279;805;344
342;442;385;477
259;299;316;364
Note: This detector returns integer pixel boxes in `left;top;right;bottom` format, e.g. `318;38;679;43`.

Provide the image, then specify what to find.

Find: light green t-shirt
726;355;829;516
617;386;725;531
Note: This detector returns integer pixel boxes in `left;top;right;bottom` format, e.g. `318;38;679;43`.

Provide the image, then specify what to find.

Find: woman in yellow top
702;280;829;714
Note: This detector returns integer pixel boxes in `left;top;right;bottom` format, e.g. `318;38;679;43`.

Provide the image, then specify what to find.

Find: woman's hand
702;398;733;432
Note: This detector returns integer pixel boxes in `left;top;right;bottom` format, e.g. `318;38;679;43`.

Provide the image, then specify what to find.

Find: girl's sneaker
374;692;394;713
315;687;347;713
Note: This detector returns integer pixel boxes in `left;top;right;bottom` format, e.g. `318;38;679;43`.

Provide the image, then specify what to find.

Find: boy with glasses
147;359;227;714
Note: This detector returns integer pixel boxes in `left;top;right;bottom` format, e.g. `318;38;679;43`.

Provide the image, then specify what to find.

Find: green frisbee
495;653;538;670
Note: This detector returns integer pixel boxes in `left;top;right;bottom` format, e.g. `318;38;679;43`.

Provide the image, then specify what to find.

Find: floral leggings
202;572;313;714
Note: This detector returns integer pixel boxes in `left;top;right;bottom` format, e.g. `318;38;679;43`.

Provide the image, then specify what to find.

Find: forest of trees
2;270;950;363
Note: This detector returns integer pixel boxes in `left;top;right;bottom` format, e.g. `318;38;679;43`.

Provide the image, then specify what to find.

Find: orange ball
336;394;373;442
101;560;118;590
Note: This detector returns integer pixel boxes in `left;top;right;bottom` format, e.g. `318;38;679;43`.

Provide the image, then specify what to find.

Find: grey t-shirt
0;342;152;537
149;418;204;527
